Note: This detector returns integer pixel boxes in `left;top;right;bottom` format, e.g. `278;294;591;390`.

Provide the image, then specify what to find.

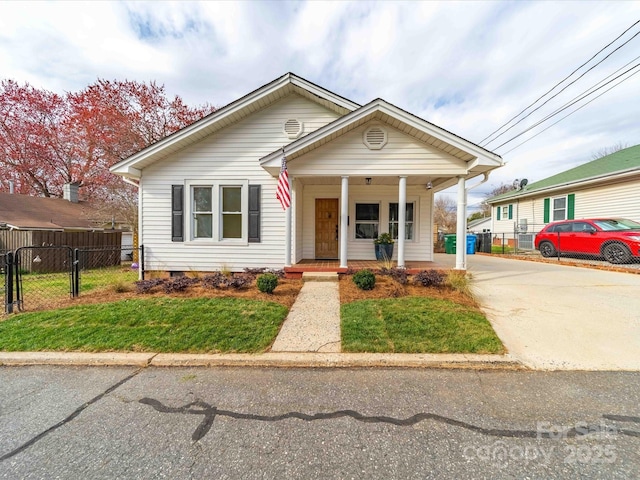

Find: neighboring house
110;73;503;273
487;144;640;246
467;216;491;233
0;183;124;252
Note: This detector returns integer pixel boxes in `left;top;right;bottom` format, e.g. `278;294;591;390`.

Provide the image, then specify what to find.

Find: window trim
552;195;568;222
185;179;249;244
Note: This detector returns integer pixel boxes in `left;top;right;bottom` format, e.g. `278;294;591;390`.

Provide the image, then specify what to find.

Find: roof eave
260;99;503;169
487;168;640;204
109;73;360;176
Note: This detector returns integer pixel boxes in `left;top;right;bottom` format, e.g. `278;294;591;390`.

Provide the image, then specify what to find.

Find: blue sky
1;1;639;209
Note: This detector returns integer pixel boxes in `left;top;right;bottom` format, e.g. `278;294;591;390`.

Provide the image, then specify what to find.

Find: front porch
283;257;454;278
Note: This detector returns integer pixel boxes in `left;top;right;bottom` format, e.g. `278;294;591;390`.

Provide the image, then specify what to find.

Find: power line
501;67;640;155
479;19;640;146
494;61;640;150
483;27;640;147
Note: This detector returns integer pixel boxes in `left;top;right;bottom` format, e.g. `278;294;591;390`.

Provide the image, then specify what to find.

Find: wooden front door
315;198;339;259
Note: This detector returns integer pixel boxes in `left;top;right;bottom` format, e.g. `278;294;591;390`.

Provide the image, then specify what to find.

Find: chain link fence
3;245;144;314
484;223;640;270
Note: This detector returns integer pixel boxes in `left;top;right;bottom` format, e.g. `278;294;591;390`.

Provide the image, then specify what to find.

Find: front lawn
341;296;504;354
0;297;287;353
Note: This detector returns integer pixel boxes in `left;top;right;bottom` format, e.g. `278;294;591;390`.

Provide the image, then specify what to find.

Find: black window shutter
248;185;261;243
171;185;184;242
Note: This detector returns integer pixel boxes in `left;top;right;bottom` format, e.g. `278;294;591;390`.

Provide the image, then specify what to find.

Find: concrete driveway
458;254;640;370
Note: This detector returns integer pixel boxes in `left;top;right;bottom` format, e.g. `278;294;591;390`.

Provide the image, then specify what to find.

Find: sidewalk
271;277;341;353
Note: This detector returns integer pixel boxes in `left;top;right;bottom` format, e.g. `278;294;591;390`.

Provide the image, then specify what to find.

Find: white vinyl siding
289;122;468;177
141;94;340;272
490;176;640;235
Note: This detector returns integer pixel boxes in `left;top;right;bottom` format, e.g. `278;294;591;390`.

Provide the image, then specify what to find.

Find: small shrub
257;273;279;294
228;273;252;290
352;269;376;290
135;278;166;294
163;276;199;293
202;272;228;289
379;266;408;285
413;269;446;288
446;270;473;297
111;280;133;293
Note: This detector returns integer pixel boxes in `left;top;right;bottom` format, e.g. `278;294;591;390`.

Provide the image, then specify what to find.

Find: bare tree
434;196;457;233
480;182;514;216
590;142;628;160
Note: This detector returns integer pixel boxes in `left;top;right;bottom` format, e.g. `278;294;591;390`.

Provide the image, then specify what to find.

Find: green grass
17;266;138;300
341;297;504;354
491;245;514;254
0;297;288;353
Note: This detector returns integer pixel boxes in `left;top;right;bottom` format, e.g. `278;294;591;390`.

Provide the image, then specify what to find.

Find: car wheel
539;241;556;258
602;243;632;264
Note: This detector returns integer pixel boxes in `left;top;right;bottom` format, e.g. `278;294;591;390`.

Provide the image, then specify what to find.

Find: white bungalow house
110;73;503;274
487;144;640;247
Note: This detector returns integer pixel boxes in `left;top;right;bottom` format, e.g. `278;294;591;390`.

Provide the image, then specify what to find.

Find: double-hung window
189;181;248;242
355;203;379;239
553;196;566;221
193;187;213;238
221;186;242;239
389;202;414;240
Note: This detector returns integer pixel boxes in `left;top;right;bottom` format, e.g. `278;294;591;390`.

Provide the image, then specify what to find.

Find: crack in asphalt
139;397;640;443
0;369;143;462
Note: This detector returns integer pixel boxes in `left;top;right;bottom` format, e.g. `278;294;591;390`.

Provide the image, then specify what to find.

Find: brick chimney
63;182;81;203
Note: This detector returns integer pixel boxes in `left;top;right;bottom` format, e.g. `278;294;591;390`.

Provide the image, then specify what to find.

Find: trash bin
476;232;492;253
466;234;477;255
444;234;456;254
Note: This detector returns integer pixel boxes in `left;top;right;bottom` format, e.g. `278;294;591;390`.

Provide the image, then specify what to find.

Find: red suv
534;218;640;264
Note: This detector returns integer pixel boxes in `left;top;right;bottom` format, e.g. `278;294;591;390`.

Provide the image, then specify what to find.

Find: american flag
276;152;290;210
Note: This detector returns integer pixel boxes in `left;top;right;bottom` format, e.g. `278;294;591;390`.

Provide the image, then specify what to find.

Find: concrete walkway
271;274;341;353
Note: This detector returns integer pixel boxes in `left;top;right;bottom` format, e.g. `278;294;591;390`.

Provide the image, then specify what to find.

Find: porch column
340;176;349;268
455;176;467;270
285;178;292;267
397;176;407;268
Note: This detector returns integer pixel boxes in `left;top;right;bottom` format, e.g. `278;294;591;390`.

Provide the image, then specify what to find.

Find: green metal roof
488;144;640;203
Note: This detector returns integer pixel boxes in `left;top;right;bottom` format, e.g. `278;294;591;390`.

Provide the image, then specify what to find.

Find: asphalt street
1;367;638;479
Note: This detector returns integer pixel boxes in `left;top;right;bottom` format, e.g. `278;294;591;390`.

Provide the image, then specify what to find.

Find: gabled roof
0;193;101;231
488;144;640;204
109;73;361;179
259;98;503;175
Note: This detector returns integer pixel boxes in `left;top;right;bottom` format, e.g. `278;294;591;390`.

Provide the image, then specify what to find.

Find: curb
0;351;523;369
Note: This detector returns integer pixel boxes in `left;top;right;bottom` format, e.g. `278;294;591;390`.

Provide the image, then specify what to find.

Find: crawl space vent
283;119;303;139
363;126;387;150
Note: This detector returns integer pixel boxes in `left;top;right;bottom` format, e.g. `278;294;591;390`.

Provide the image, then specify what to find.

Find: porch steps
301;272;339;282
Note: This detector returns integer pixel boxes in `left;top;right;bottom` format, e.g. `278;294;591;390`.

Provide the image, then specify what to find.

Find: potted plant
374;232;394;260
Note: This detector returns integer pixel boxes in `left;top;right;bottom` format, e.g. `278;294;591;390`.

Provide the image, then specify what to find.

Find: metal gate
14;246;74;312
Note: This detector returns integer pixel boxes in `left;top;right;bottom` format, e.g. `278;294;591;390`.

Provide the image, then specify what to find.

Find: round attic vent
283;119;303;139
363;125;387;150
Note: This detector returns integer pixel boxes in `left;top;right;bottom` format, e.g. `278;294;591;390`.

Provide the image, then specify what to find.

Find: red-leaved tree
0;79;215;229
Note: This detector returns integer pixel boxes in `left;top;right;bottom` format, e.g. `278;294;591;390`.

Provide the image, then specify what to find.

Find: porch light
426;181;433;190
365;178;372;185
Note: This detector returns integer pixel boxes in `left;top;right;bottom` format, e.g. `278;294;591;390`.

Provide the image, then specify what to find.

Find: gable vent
283;119;303;139
363;126;387;150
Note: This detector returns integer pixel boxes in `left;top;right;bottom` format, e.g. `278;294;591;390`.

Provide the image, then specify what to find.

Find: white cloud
1;0;639;193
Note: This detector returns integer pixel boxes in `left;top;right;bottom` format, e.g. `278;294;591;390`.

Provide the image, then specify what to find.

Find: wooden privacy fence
0;230;123;273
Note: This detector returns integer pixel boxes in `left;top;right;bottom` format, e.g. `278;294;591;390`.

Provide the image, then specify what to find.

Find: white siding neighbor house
110;73;503;273
487;144;640;246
